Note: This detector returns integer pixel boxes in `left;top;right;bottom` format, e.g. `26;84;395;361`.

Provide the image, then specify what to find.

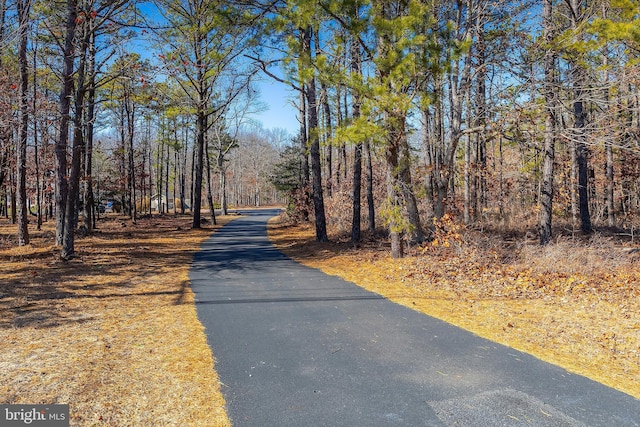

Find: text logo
1;405;69;426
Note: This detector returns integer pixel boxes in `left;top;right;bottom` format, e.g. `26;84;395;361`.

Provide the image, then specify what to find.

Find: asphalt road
190;209;640;427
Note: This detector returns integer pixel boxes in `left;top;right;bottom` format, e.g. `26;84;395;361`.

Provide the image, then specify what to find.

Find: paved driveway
190;209;640;426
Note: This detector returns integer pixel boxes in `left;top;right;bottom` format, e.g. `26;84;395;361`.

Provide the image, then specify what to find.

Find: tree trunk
10;178;16;224
33;38;43;230
433;181;447;220
498;135;504;217
55;0;77;248
218;155;228;216
193;108;205;227
126;99;137;223
575;103;591;233
157;135;164;213
147;119;154;217
62;21;89;259
399;134;425;243
83;30;97;232
205;136;217;225
0;0;6;205
120;111;128;215
334;86;343;186
172;120;179;216
0;0;6;68
322;82;332;197
173;151;177;215
190;138;195;213
351;37;362;243
569;0;591;234
605;138;614;227
475;6;487;218
303;27;327;242
422;108;435;219
385;140;403;259
164;142;170;215
352;140;362;243
16;0;30;245
180;125;187;214
192;30;206;229
298;80;310;221
299;83;309;185
540;0;555;245
365;140;375;234
464;132;472;224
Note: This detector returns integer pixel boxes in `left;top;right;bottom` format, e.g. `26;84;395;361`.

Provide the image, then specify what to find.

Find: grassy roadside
0;215;231;426
267;218;640;400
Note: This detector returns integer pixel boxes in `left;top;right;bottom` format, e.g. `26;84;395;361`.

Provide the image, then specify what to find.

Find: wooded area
0;0;639;259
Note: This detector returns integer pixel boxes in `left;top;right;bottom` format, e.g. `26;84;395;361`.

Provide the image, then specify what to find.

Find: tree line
0;0;285;259
267;0;640;257
1;0;639;260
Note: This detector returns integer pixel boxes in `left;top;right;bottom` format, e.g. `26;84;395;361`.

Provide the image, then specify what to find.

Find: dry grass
268;218;640;400
0;215;232;426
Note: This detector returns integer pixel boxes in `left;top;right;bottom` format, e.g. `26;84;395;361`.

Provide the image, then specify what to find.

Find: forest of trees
1;0;639;259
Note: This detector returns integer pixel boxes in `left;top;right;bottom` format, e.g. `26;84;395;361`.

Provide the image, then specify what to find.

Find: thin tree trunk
165;140;170;215
321;82;332;197
16;0;30;245
173;151;177;216
475;5;487;217
365;140;375;234
62;20;90;259
569;0;591;233
399;134;425;243
540;0;555;245
0;0;6;68
172;120;179;215
190;137;195;213
605;136;614;227
33;39;42;231
335;86;343;186
298;81;310;221
422;108;435;219
498;135;504;217
575;106;591;233
0;0;6;221
83;30;97;232
128;107;137;223
55;0;77;247
120;110;127;215
351;37;362;243
180;123;187;214
219;162;228;215
157;134;164;213
465;32;479;223
352;145;362;243
147;118;153;217
192;30;206;229
385;137;403;259
205;136;217;225
10;175;16;224
464;133;472;224
300;87;309;183
303;27;327;242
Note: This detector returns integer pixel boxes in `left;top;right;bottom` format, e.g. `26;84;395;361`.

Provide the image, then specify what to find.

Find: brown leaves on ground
0;215;232;426
268;218;640;400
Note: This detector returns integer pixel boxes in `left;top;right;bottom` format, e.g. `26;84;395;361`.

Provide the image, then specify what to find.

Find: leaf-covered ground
0;215;231;426
268;218;640;400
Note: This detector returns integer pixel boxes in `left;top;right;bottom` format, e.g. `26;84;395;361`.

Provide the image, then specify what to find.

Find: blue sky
253;80;299;134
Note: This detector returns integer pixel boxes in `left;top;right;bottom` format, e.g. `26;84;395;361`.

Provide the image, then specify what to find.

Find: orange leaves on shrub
423;214;464;253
